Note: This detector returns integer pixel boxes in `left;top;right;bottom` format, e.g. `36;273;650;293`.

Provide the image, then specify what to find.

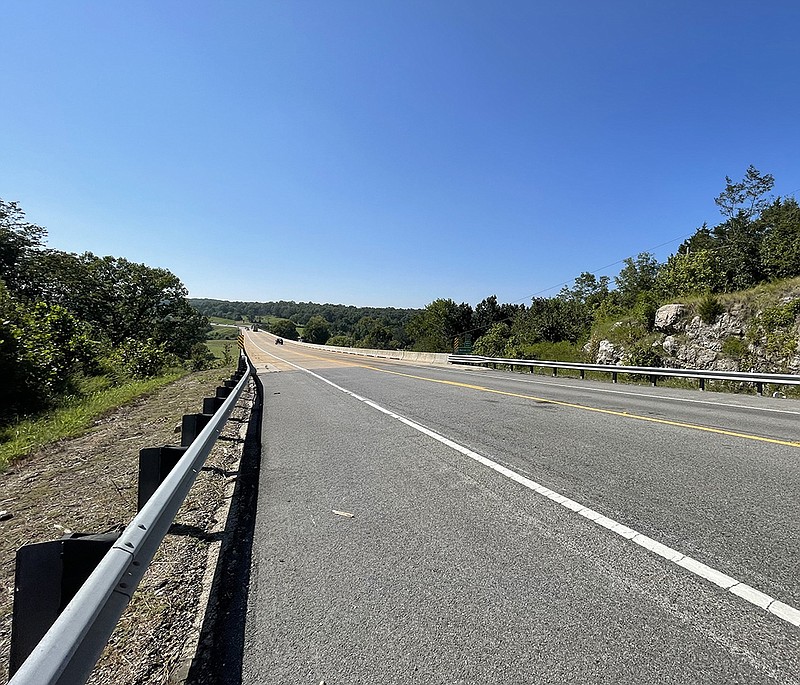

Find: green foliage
473;323;512;357
656;249;724;298
303;315;331;344
353;316;395;349
721;336;748;359
625;339;663;367
326;335;354;347
185;343;218;371
269;318;300;340
714;165;775;220
513;340;585;362
1;286;96;416
697;293;725;323
746;300;800;365
758;198;800;280
406;299;473;352
558;272;610;311
512;297;589;345
190;297;418;349
0;199;47;294
614;253;660;308
105;338;177;379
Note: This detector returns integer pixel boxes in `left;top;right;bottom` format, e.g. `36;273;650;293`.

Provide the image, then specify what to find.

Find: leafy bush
185;343;218;371
721;336;748;359
473;323;512;357
516;340;585;362
326;335;354;347
698;294;725;323
625;341;663;367
105;338;177;379
1;291;96;418
746;300;800;364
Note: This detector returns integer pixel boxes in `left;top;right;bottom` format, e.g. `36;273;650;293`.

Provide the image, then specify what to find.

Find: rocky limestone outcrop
653;304;687;332
588;294;800;374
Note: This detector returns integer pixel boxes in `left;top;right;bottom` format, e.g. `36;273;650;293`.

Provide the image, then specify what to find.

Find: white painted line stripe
631;534;685;563
769;601;800;626
248;336;800;629
676;557;738;590
730;583;774;610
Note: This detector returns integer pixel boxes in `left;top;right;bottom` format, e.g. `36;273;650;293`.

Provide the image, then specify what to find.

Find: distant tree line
193;168;799;362
1;199;209;421
190;298;420;349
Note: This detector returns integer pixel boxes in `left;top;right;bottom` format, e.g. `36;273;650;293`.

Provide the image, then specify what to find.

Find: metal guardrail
448;355;800;395
8;354;255;685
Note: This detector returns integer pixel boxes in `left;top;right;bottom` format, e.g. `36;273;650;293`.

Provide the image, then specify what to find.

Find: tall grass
0;371;186;470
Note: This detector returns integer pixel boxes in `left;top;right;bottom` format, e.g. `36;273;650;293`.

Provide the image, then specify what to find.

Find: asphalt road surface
240;331;799;684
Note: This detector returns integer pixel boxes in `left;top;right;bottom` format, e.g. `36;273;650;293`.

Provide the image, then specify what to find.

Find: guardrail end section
9;530;121;677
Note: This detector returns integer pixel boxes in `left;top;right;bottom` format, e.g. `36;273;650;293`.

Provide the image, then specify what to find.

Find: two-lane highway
240;331;799;684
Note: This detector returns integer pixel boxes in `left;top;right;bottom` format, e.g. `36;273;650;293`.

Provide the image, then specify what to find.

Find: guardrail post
552;368;558;377
756;381;763;396
612;372;618;383
580;370;585;380
202;396;225;414
137;446;189;511
216;385;234;400
9;531;120;677
699;378;706;391
181;413;213;447
650;375;657;387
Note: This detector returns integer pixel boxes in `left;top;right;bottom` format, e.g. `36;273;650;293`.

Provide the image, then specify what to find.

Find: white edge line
249;336;800;629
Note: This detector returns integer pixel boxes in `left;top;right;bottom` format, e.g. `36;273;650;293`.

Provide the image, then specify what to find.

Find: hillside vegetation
1;199;213;445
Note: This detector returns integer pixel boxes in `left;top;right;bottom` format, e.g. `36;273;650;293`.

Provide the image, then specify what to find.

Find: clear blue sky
3;1;799;309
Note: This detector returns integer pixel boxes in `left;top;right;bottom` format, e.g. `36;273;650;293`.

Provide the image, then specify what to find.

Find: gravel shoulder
0;367;254;684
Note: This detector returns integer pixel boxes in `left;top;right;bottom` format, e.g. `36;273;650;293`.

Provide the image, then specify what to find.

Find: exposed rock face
654;304;687;332
589;295;800;374
595;339;623;365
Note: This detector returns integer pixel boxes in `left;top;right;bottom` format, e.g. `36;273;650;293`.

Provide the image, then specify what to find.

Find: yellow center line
357;364;800;449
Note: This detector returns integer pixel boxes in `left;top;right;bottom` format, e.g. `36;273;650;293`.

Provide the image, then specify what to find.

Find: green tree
303;315;331;344
353;316;393;349
656;249;724;298
614;253;661;308
326;335;354;347
1;283;95;418
474;295;503;334
512;297;588;345
270;318;299;340
758;198;800;280
473;322;511;357
407;299;473;352
714;165;774;220
558;272;610;312
0;199;47;295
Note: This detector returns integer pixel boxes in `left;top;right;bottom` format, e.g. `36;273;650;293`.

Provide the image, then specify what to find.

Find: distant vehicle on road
275;338;284;345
